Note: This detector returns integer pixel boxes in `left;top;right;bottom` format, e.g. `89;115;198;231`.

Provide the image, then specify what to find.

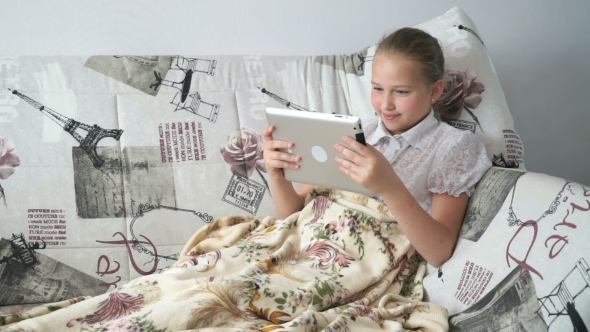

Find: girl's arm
334;135;468;267
270;178;314;219
378;177;468;267
263;126;314;219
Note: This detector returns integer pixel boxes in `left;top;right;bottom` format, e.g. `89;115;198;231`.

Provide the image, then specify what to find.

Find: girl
263;27;492;268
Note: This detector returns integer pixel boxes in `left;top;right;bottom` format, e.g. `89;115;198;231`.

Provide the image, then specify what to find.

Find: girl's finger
339;164;360;184
339;165;351;177
285;162;300;169
270;150;300;162
267;140;294;152
334;143;359;164
268;160;300;170
265;139;292;153
341;136;368;156
263;126;274;140
335;156;358;175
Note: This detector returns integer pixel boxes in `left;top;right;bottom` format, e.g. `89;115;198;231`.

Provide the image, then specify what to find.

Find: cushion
423;167;590;331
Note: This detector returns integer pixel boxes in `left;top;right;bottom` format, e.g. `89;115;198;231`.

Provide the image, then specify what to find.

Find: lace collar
366;110;438;149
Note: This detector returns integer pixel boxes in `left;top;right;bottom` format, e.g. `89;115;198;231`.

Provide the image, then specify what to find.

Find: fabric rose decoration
220;127;271;195
434;68;485;131
220;127;267;177
0;135;20;180
0;135;20;206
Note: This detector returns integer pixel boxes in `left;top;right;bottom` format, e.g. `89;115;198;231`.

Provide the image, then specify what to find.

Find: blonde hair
375;27;445;86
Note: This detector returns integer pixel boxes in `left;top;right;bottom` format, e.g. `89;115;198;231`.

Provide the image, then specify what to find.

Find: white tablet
264;107;372;196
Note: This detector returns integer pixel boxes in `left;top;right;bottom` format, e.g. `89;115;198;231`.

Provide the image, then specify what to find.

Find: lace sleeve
427;130;492;197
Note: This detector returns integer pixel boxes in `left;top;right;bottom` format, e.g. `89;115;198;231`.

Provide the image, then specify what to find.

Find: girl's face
371;53;440;135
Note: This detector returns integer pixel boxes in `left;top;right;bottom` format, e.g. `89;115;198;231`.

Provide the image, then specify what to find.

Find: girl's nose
382;93;395;110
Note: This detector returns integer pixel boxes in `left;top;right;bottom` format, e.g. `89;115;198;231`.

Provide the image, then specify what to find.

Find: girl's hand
334;136;397;196
263;126;301;180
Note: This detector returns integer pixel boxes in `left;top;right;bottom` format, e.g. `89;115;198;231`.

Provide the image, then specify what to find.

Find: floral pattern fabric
0;188;448;331
433;68;485;123
0;135;20;207
219;127;267;178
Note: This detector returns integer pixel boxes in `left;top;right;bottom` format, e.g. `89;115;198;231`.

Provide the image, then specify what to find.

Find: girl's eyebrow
370;81;412;88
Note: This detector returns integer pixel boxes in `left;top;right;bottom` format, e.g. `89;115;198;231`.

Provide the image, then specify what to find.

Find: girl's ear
430;79;444;103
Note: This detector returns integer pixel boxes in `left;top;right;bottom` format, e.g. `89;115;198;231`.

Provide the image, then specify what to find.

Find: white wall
1;0;588;184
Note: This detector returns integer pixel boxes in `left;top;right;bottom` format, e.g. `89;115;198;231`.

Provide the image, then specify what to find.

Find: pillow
422;167;590;331
346;7;526;170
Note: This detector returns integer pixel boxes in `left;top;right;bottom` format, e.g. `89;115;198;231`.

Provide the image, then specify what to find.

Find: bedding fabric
0;188;449;331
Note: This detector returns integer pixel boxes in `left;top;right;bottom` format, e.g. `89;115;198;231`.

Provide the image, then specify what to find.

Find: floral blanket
0;188;449;331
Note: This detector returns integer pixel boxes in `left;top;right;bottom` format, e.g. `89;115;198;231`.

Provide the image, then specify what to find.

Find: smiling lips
383;114;400;121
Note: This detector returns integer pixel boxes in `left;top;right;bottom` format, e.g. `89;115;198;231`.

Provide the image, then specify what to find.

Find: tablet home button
311;146;328;162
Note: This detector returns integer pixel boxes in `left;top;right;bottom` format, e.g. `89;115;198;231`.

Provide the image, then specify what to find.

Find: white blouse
362;110;492;213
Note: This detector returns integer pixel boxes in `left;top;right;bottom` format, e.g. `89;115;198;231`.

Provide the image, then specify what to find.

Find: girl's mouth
383;114;400;121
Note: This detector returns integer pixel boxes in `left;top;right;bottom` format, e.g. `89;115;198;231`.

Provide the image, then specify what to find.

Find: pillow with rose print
346;7;525;170
219;127;267;178
0;135;20;180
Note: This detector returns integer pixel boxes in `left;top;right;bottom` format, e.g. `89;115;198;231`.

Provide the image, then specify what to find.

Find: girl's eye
372;87;383;92
396;90;409;95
